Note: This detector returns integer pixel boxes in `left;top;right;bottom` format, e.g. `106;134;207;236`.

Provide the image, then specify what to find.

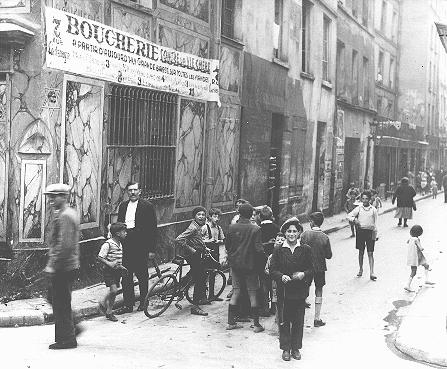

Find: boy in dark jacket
300;212;332;327
225;203;266;332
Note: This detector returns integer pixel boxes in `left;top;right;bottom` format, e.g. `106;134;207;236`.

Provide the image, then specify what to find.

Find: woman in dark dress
392;177;416;227
270;217;313;361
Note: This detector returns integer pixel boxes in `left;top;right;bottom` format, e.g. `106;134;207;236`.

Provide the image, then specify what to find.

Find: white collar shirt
125;200;139;229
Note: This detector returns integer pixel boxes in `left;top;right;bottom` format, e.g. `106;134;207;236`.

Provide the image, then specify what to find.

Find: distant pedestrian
300;212;332;327
370;189;382;210
404;225;435;292
270;217;313;361
202;208;225;301
231;198;248;225
44;183;81;350
431;180;438;199
443;171;447;203
347;191;378;281
225;202;266;333
116;182;157;314
344;192;358;237
97;222;128;322
346;182;360;200
392;177;416;227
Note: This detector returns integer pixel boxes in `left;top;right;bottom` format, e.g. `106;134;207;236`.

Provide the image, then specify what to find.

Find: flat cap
44;183;71;195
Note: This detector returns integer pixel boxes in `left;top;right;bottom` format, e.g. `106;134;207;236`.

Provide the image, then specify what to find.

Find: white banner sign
44;7;220;102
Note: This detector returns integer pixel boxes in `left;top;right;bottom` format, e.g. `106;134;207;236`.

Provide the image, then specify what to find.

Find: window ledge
300;71;315;81
272;57;289;69
221;35;245;49
322;80;333;90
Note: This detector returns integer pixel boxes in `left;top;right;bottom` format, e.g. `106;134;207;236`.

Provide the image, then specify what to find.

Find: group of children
96;192;434;325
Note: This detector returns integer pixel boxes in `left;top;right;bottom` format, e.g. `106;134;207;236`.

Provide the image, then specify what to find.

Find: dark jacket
175;220;206;257
300;228;332;272
225;218;264;273
117;199;157;266
392;184;416;208
443;174;447;189
260;221;280;256
270;243;313;300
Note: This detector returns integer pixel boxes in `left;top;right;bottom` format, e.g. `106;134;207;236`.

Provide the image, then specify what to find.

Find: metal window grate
108;85;177;199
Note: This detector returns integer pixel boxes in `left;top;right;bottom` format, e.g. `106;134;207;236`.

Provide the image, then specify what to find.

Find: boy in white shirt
347;191;378;281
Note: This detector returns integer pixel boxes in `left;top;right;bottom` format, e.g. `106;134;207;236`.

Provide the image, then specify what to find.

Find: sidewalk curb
0;192;441;328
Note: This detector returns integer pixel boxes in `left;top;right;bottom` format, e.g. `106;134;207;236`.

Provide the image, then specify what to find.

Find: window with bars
108;85;177;199
221;0;235;39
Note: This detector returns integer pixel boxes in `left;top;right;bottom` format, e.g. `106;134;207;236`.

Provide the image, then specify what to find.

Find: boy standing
98;222;128;322
300;212;332;327
202;208;225;301
348;191;378;281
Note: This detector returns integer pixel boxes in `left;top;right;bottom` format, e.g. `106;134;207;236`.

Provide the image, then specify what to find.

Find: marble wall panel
49;0;104;22
213;104;239;204
158;24;209;58
111;3;152;41
63;78;103;228
220;45;241;94
159;0;209;23
175;98;205;208
20;160;45;241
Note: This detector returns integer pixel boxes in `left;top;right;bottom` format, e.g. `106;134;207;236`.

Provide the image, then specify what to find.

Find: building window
391;10;398;42
336;40;345;96
377;50;384;83
273;0;283;59
363;57;369;106
377;96;383;114
302;0;312;73
389;57;395;89
221;0;235;39
108;85;177;199
380;0;387;34
362;0;369;26
352;49;358;101
322;16;331;81
352;0;358;18
129;0;153;8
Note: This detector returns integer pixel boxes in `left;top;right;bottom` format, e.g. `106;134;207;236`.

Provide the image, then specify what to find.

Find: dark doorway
312;122;327;212
343;137;361;196
267;113;284;219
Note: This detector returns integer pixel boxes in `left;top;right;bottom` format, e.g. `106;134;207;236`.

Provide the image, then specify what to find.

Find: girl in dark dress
270;217;313;361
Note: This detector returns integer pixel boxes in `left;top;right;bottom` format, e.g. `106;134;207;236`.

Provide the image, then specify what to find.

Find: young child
202;208;225;301
344;193;358;237
98;222;128;322
431;180;438;199
301;212;333;327
265;232;285;316
404;225;435;292
370;189;383;210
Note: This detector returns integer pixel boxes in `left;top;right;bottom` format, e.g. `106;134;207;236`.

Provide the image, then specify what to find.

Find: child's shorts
103;266;122;288
309;271;326;288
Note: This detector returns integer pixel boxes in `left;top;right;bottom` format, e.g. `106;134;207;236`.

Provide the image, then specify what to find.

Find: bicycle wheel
144;274;178;318
185;269;226;304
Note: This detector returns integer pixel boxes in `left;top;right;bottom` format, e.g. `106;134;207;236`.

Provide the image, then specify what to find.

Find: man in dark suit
116;182;157;313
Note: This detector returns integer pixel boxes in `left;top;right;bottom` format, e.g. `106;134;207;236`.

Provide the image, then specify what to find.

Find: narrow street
1;196;445;369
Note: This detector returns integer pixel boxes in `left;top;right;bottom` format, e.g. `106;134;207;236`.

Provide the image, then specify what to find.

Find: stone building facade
336;0;376;196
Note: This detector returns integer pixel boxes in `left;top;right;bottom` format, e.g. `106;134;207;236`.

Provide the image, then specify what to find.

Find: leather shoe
282;350;291;361
314;319;326;327
49;341;77;350
210;296;224;302
114;306;133;315
191;307;208;316
253;324;265;333
291;350;301;360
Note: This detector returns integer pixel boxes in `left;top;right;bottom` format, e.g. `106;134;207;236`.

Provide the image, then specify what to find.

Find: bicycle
143;249;227;318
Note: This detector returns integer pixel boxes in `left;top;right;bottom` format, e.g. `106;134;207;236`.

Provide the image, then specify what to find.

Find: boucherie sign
44;7;220;102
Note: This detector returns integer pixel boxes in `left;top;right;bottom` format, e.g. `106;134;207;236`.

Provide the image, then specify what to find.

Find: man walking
116;182;158;313
225;203;266;332
44;183;81;349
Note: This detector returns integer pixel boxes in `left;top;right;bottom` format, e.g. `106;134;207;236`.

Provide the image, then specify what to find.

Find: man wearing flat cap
175;206;209;316
44;183;81;349
116;181;158;314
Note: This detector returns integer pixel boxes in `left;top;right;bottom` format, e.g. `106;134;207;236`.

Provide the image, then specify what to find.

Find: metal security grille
108;85;177;199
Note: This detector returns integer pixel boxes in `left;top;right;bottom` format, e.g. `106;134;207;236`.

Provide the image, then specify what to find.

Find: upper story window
336;40;346;96
362;0;368;26
363;57;369;105
221;0;235;39
273;0;284;60
352;0;358;18
322;16;331;81
302;0;312;73
129;0;153;8
389;57;395;89
352;49;359;99
391;10;398;42
380;0;387;34
377;50;384;83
